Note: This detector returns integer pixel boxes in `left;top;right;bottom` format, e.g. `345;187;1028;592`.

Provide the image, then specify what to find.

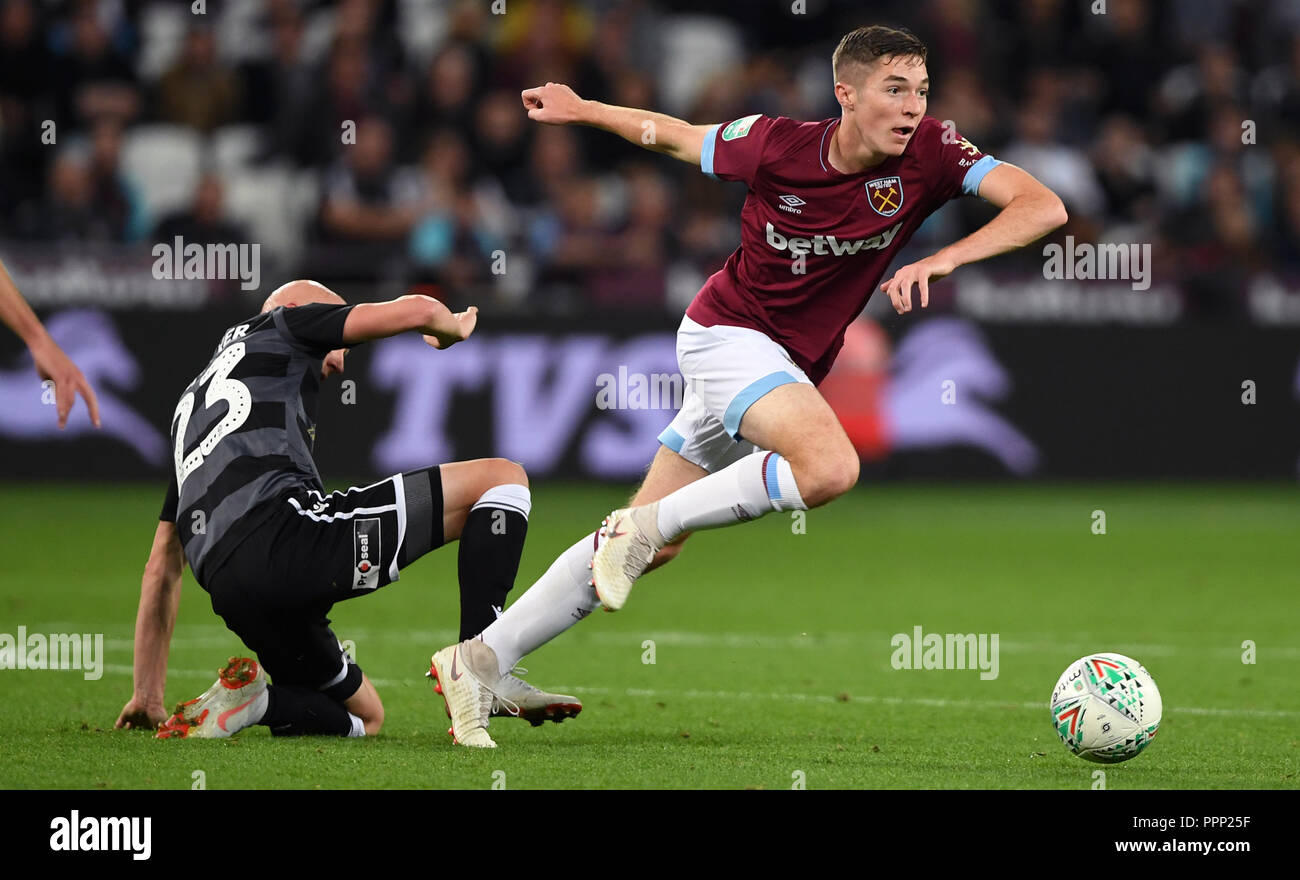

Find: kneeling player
114;280;578;748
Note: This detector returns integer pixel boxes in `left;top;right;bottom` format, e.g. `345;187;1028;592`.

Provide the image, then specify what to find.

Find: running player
429;25;1068;745
115;280;579;748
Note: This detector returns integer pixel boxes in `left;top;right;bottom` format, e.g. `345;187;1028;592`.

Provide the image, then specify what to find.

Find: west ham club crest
866;177;904;217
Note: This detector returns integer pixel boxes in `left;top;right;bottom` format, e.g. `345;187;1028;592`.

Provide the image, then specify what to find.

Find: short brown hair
832;25;928;84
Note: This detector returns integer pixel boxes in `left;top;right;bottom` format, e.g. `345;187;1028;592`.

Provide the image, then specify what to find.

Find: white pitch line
99;666;1300;719
102;664;412;690
95;630;1300;659
552;686;1300;718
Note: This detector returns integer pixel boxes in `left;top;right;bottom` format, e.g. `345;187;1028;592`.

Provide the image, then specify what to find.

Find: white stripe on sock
657;450;787;540
471;483;532;519
766;453;807;512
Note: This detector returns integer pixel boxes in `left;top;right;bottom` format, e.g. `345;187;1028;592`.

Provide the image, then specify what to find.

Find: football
1050;653;1163;763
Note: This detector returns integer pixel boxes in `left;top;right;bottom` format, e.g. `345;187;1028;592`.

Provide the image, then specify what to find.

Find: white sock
471;483;531;517
656;450;806;541
479;531;601;676
346;712;366;737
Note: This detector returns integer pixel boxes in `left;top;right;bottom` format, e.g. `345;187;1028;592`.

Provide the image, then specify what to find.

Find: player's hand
522;82;588;125
29;334;101;428
321;348;347;380
880;255;955;315
115;697;167;731
422;304;478;350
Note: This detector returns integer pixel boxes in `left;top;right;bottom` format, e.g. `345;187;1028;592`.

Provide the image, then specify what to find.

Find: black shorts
202;467;445;700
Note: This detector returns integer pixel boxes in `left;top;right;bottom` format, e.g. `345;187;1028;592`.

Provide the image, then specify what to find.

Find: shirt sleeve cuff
962;155;1002;196
700;124;721;179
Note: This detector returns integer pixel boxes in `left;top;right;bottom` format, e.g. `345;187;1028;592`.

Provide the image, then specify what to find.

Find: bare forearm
582;101;708;164
523;82;711;165
133;566;180;704
343;295;476;346
344;295;436;342
936;193;1067;272
0;258;48;346
880;165;1068;314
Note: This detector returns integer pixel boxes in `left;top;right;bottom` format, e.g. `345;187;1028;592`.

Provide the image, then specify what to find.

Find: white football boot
490;668;582;726
427;639;500;748
590;502;664;611
156;656;268;739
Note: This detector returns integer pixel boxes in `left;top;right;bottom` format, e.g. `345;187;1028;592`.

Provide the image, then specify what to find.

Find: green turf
1;482;1296;789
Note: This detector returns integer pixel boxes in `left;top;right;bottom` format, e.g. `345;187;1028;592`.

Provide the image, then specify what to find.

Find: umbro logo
778;194;805;214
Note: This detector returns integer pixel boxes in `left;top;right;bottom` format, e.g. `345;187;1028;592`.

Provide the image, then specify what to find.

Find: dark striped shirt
160;303;355;584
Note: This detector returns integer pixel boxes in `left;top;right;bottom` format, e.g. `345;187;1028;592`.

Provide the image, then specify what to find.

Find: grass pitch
1;482;1296;789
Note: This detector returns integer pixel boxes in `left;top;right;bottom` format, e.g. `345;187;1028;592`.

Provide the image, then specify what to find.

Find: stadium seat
136;2;188;81
120;125;203;221
223;165;319;261
214;0;270;65
655;16;743;116
212;126;264;176
397;0;451;64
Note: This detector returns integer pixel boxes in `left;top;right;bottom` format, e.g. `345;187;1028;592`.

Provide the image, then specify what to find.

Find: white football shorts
657;315;814;473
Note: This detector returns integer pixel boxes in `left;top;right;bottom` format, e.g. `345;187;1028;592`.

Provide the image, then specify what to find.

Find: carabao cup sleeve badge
721;114;761;141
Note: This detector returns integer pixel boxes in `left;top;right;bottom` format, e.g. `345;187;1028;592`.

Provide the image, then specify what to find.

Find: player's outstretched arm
0;257;101;428
522;82;715;166
342;295;478;349
880;163;1068;314
116;520;185;731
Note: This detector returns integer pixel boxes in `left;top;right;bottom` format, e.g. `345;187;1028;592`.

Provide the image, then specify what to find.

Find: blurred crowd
0;0;1297;318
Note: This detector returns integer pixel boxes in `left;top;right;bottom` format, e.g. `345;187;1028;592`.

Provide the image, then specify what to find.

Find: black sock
261;684;353;736
457;501;529;640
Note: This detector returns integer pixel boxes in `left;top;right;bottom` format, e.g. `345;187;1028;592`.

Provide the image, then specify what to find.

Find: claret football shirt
688;113;1001;383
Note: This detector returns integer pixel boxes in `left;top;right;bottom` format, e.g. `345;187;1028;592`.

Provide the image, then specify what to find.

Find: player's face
844;55;928;158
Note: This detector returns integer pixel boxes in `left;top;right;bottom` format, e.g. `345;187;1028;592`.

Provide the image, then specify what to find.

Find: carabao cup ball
1050;652;1162;763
